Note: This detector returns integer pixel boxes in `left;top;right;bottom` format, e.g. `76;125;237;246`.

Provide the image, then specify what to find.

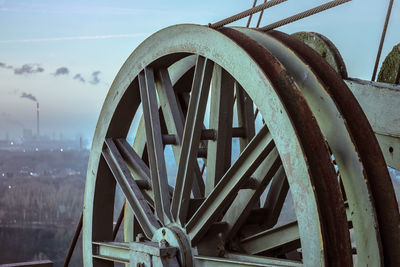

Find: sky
0;0;399;142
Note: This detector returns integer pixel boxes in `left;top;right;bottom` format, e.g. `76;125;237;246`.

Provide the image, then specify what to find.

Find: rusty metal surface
219;27;352;266
84;24;332;266
237;26;384;265
291;31;348;78
269;30;400;266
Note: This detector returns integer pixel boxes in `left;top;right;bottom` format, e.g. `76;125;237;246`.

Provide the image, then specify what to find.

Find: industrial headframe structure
73;0;400;266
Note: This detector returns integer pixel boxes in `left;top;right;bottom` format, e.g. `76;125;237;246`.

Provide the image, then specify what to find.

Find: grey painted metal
221;149;281;241
138;68;173;225
235;27;383;265
205;65;235;195
261;166;288;228
155;68;204;198
84;24;341;266
194;254;301;267
171;56;214;225
240;221;299;255
92;242;130;263
235;83;255;152
115;138;155;206
223;253;302;267
92;241;179;266
102;139;160;238
186;126;274;244
345;78;400;169
92;240;302;267
152;227;193;266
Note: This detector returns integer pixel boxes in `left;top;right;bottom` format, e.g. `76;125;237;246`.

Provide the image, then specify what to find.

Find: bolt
136;233;145;242
159;239;168;248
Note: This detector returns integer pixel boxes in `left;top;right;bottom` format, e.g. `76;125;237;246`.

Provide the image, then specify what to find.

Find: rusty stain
270;30;400;266
219;27;353;266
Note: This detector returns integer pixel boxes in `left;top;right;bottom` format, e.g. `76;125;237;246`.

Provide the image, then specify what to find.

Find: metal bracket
92;241;180;267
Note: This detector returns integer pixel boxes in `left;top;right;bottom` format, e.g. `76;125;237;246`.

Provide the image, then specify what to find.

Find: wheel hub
152;227;193;267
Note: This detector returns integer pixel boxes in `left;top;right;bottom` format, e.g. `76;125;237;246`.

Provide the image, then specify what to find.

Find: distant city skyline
0;0;399;142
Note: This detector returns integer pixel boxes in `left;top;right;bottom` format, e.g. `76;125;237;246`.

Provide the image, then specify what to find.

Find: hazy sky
0;0;399;141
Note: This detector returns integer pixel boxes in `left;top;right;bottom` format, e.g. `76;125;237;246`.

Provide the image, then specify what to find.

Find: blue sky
0;0;399;141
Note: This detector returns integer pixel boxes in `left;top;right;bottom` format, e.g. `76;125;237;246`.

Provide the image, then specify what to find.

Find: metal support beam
345;78;400;169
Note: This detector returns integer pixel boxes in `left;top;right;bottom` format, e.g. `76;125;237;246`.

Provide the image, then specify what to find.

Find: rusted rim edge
312;32;348;79
219;27;352;266
269;30;400;267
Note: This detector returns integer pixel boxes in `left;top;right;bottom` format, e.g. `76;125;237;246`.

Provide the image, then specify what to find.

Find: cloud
0;33;147;44
53;67;69;76
73;74;85;83
89;71;101;85
0;62;13;69
21;92;37;102
14;64;44;75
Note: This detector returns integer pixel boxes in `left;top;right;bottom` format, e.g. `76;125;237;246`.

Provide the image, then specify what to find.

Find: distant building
23;128;33;142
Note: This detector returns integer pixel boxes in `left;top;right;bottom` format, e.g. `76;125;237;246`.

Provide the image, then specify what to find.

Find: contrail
0;33;147;44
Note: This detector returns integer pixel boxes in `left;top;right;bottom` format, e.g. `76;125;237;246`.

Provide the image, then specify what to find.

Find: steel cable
259;0;351;31
246;0;258;27
209;0;287;29
371;0;394;81
256;0;268;28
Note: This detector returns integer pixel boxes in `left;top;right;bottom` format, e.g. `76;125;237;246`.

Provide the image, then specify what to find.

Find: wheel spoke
102;139;160;239
114;138;154;206
195;253;302;267
236;82;255;151
186;126;274;244
155;68;205;198
240;221;300;255
138;67;173;225
205;65;235;196
171;55;214;225
222;151;282;241
262;168;289;228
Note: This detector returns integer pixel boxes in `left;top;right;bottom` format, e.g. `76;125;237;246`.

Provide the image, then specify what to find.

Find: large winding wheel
82;25;400;266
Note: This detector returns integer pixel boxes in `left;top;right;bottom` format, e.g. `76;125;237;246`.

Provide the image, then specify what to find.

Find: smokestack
36;102;40;138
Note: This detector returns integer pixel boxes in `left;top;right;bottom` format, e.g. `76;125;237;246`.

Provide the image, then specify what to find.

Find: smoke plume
21;92;37;102
0;62;13;69
89;71;101;85
14;64;44;75
53;67;69;76
73;73;85;83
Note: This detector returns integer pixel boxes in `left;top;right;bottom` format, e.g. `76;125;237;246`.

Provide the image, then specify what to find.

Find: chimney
36;102;40;138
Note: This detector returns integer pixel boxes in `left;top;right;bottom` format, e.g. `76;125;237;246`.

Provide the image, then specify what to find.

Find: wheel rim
235;26;387;266
83;24;353;266
268;30;400;267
